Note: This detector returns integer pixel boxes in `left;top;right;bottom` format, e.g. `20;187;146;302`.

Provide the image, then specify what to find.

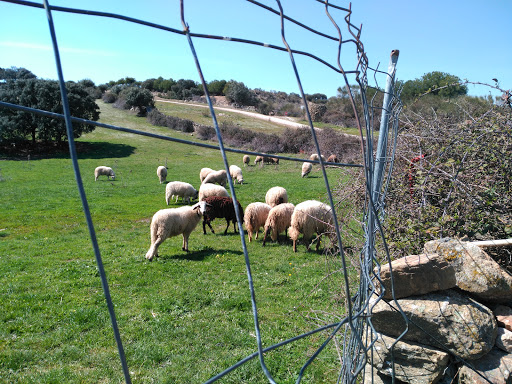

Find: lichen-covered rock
371;290;497;360
370;333;450;384
375;253;457;299
423;238;512;304
458;348;512;384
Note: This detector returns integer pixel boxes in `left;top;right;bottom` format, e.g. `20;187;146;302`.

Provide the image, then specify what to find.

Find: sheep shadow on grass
160;247;243;262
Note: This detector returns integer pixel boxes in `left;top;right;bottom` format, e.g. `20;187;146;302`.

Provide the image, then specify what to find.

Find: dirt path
155;97;310;129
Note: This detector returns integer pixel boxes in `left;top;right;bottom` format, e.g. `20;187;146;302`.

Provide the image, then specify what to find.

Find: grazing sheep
301;162;312;178
289;200;334;252
202;196;244;235
327;154;338;163
309;153;326;162
243;155;250;166
254;156;279;166
202;169;227;187
145;202;206;261
229;165;244;184
198;183;229;201
94;166;115;181
265;186;288;208
262;203;295;246
243;202;272;242
199;167;214;183
157;166;168;184
165;181;198;205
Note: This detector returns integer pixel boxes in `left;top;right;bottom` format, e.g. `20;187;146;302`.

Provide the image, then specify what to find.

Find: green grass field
0;101;359;383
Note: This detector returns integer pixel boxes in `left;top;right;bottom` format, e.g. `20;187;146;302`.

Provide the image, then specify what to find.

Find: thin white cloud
0;41;117;57
0;41;51;51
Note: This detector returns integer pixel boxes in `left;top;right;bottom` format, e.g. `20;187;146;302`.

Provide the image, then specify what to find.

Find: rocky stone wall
366;238;512;384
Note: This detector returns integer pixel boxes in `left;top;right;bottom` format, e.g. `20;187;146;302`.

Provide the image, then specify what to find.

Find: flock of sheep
94;153;337;261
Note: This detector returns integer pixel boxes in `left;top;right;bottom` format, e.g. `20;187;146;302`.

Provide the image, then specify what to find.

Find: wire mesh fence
0;1;410;383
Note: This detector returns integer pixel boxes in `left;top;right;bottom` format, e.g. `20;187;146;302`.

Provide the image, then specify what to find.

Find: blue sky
1;0;510;99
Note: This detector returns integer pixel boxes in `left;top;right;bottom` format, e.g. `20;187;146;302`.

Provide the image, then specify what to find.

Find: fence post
372;50;399;205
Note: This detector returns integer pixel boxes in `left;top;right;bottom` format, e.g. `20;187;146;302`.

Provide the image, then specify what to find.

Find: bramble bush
383;95;512;271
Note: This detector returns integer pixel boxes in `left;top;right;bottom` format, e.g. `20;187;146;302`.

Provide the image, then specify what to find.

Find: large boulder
370;332;450;384
458;348;512;384
371;290;497;360
423;238;512;304
375;253;457;299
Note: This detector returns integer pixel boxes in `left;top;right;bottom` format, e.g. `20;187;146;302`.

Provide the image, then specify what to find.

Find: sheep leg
145;237;164;261
203;218;215;234
316;236;321;252
293;239;297;252
305;237;312;252
262;228;270;246
224;220;230;235
182;233;190;252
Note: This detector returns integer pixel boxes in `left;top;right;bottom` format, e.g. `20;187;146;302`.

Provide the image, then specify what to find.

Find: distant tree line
1;65;500;150
0;67;99;146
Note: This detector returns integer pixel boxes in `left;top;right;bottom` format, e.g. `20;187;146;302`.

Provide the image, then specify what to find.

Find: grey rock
458;347;512;384
371;290;497;360
423;238;512;304
363;364;403;383
496;327;512;353
496;305;512;332
375;253;456;300
370;332;450;384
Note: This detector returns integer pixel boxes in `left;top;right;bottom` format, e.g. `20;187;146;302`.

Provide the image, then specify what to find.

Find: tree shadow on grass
0;141;136;160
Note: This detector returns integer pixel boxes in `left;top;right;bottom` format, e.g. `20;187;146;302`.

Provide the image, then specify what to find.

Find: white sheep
243;202;272;242
243;155;250;166
199;167;214;183
265;186;288;208
309;153;326;162
157;166;168;184
165;181;198;205
202;169;227;186
262;203;295;246
198;183;229;201
229;164;244;184
94;166;115;181
289;200;334;252
254;155;279;166
301;162;312;178
145;202;206;261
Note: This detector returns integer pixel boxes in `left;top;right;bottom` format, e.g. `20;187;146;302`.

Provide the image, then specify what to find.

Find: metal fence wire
1;1;412;383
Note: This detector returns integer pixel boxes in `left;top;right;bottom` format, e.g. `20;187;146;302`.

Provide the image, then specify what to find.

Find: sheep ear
193;201;207;214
